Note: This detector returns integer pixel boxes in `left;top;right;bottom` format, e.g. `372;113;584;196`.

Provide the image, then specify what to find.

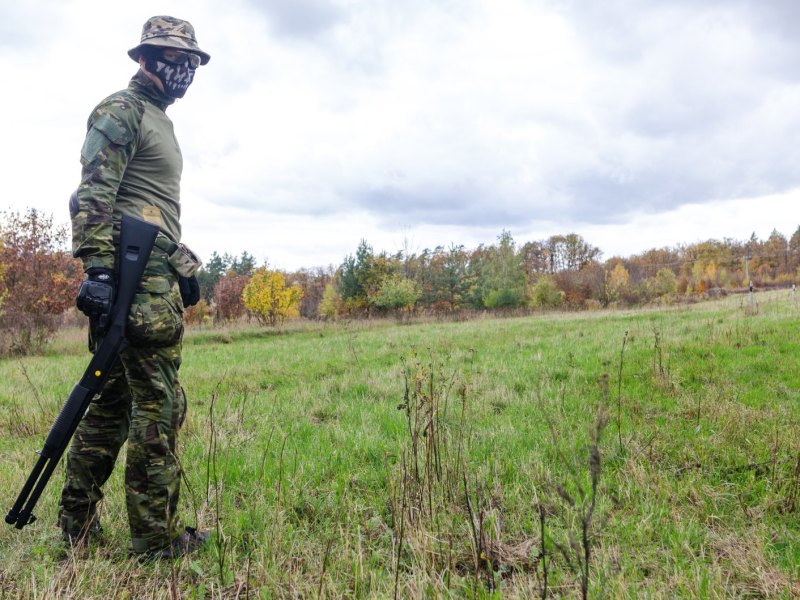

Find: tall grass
0;291;799;597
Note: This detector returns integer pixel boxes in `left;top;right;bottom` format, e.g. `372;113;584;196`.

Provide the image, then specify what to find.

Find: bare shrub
213;272;250;323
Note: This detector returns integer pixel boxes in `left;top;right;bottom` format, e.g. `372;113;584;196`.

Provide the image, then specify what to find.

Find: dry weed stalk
616;330;628;453
546;411;608;600
390;350;538;596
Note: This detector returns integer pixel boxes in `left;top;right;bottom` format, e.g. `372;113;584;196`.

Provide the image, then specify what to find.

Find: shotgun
6;214;159;529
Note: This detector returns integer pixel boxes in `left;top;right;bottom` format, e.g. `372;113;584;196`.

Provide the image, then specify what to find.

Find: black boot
142;526;209;561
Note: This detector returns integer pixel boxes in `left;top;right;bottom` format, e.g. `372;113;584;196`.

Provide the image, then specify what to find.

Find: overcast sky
2;0;799;270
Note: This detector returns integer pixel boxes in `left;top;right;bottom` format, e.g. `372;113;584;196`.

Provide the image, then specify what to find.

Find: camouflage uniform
59;16;208;554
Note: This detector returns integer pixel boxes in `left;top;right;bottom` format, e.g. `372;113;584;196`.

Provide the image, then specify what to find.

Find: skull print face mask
143;48;199;99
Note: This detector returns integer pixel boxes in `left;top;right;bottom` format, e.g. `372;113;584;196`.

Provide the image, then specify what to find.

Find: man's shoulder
88;87;147;137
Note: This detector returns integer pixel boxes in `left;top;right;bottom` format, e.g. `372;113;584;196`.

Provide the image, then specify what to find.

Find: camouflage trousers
59;278;186;553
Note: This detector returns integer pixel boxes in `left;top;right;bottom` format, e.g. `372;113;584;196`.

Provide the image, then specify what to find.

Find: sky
2;0;800;270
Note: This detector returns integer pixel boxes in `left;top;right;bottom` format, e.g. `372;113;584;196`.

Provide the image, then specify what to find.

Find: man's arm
71;94;143;271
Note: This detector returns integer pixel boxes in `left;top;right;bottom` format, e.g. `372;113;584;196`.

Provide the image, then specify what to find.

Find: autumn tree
529;275;563;309
196;250;259;303
461;244;489;309
625;247;682;283
542;233;601;273
318;283;343;319
184;299;214;326
554;264;606;308
0;209;82;354
372;275;420;315
561;233;602;271
242;268;303;326
0;243;6;315
479;231;527;308
649;268;678;299
520;240;551;279
789;226;800;274
213;271;250;322
764;229;789;279
337;240;373;313
337;240;399;315
435;245;471;310
606;263;630;304
412;245;470;312
363;252;397;308
290;266;334;318
195;251;228;303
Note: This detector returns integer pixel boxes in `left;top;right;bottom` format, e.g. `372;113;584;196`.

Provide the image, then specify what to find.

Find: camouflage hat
128;16;210;65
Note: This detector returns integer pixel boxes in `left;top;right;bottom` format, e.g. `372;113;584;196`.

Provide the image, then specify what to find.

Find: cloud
194;0;800;232
0;3;67;49
2;0;799;271
241;0;344;39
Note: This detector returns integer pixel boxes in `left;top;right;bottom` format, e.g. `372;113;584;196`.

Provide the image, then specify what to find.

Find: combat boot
61;518;103;546
142;526;209;562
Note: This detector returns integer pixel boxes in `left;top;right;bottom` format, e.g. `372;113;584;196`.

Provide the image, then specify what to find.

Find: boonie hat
128;15;210;65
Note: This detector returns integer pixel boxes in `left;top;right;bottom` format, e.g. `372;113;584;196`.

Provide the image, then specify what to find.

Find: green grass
1;291;799;598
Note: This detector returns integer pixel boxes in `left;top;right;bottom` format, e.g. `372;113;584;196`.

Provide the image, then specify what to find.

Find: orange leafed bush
0;209;83;354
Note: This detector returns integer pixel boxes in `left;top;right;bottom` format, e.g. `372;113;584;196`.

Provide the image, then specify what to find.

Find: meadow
1;291;799;598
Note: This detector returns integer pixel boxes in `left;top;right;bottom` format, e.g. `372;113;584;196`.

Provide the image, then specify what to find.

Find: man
60;15;209;559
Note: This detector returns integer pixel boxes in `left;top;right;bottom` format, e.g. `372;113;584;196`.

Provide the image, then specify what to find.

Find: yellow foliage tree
606;263;630;302
318;283;342;320
242;268;303;327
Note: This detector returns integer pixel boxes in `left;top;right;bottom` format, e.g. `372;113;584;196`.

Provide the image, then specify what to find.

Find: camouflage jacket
71;71;183;272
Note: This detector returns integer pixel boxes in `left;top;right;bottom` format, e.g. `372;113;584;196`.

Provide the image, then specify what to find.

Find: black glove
76;268;115;333
179;275;201;308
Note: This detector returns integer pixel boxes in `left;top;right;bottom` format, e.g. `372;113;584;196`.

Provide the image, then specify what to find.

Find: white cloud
577;190;800;259
1;0;798;270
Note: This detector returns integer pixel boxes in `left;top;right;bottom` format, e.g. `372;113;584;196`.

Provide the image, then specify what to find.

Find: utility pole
745;255;753;308
744;255;751;284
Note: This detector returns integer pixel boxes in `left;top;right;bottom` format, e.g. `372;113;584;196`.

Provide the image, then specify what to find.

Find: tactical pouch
167;243;202;277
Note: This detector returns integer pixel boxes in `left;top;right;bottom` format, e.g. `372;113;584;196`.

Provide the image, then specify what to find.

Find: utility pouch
167;243;202;277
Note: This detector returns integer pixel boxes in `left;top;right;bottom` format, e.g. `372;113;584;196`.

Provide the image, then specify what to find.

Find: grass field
1;291;799;598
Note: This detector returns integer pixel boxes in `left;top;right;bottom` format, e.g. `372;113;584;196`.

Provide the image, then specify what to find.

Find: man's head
129;16;210;99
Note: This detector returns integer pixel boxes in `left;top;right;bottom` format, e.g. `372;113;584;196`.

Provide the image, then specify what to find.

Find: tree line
1;208;799;354
193;227;800;322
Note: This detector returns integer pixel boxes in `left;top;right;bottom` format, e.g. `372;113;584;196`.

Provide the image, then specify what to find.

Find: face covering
144;51;196;99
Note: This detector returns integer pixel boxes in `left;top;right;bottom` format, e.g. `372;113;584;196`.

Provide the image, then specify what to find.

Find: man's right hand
76;268;115;333
179;275;201;308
